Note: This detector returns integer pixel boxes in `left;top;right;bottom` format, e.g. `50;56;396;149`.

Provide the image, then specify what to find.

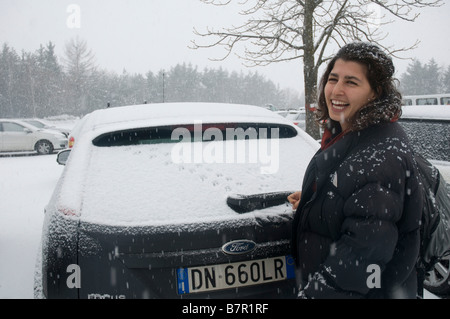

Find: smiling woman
289;42;423;299
317;42;402;134
324;59;377;131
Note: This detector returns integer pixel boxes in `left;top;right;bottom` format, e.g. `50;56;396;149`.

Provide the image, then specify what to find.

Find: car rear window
92;123;298;147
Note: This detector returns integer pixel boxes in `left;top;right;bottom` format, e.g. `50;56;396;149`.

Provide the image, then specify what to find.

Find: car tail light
68;136;75;148
58;206;79;217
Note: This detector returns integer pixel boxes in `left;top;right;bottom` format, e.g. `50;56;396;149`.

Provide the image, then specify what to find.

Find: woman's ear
375;87;382;99
369;87;381;101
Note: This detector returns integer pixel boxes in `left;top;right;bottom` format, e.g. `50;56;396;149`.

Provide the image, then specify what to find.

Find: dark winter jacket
292;122;423;299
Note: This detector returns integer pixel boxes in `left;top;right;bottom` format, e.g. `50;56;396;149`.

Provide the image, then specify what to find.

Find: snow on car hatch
80;137;314;226
54;103;319;227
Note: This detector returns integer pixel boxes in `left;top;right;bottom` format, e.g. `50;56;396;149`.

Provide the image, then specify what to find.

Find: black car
399;105;450;296
34;102;319;299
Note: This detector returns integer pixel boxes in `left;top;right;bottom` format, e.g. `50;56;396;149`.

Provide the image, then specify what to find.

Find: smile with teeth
331;100;349;110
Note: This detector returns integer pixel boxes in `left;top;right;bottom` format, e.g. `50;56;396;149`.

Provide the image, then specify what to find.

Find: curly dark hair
316;42;403;132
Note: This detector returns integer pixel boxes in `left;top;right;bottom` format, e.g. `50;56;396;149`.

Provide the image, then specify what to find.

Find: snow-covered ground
0;116;75;299
0;153;64;298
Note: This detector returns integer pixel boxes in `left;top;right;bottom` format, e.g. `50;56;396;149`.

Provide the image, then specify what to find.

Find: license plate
176;255;295;294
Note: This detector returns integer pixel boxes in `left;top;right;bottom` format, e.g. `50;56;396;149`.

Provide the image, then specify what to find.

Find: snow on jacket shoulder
292;122;423;299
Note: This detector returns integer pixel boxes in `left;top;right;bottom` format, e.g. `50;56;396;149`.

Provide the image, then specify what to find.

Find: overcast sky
0;0;449;93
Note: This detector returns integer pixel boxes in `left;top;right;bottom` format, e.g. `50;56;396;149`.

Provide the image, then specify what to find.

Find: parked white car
0;119;68;155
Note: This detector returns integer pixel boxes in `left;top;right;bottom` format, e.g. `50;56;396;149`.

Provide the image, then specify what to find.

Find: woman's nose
332;81;344;96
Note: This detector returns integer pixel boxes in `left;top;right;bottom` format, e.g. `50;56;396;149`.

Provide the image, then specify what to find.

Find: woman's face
324;59;376;131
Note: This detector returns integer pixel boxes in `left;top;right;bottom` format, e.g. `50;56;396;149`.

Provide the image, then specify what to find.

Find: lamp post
162;71;165;103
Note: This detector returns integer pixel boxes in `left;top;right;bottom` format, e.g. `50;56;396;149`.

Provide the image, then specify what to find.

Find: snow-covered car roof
79;102;296;137
54;102;320;228
401;105;450;121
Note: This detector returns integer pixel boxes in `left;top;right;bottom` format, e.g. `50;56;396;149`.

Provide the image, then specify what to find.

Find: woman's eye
328;77;337;83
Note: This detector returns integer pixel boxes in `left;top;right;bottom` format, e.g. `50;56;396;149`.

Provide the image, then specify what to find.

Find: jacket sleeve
302;180;407;298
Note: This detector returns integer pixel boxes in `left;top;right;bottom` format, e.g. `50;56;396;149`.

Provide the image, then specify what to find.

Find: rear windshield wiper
226;191;295;214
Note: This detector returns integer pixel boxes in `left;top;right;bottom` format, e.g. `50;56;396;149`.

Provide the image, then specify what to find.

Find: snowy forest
0;40;300;119
400;59;450;95
1;39;449;119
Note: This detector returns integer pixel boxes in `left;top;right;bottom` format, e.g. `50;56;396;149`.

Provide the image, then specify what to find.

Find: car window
402;99;413;106
2;122;26;132
92;123;298;147
24;120;45;128
441;97;450;105
416;98;438;105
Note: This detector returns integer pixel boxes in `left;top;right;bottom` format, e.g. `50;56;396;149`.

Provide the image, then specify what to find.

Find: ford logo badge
222;240;256;255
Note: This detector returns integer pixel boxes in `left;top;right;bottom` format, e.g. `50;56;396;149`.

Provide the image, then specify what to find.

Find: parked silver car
0;119;68;155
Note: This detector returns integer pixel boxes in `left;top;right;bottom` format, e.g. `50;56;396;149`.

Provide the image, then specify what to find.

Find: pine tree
400;59;425;95
442;66;450;94
422;59;441;94
35;42;64;116
0;44;21;117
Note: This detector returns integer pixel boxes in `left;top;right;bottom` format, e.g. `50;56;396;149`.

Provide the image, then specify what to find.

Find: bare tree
192;0;442;138
63;37;97;114
63;36;96;76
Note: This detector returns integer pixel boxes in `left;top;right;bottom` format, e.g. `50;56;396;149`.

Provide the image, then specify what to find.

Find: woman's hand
287;191;302;211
